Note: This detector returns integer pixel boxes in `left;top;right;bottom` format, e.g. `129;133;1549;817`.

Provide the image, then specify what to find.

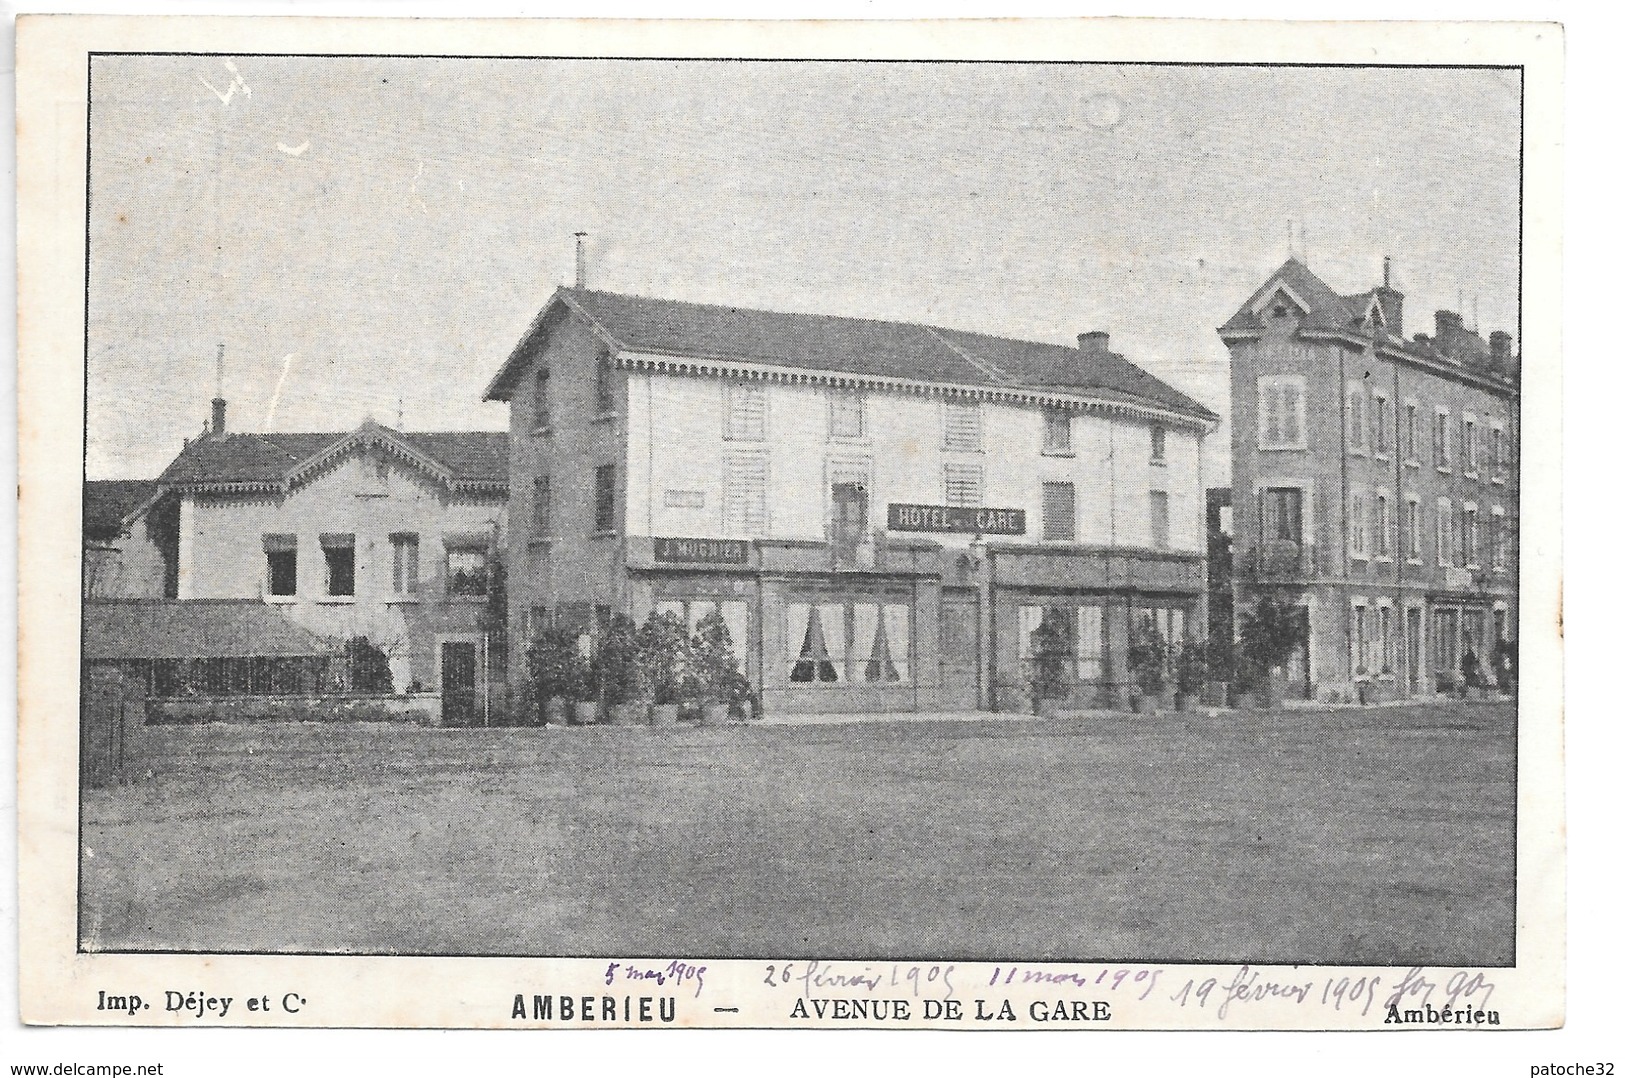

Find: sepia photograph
14;13;1566;1039
75;52;1523;964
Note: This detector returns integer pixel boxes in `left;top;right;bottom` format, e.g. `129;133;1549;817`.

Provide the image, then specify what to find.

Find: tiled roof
83;479;158;540
157;426;508;490
83;599;330;660
488;287;1218;422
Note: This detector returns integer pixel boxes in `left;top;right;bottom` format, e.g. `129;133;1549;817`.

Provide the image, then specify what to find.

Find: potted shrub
527;628;580;727
572;646;601;726
1460;649;1486;701
639;611;690;728
1203;637;1234;708
598;614;648;726
1492;637;1517;697
1237;595;1303;711
1127;626;1168;713
724;668;756;722
1027;615;1069;718
1175;640;1207;712
691;609;740;726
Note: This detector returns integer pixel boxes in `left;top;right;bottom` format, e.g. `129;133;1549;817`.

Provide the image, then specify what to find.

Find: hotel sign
886;503;1026;535
652;536;751;565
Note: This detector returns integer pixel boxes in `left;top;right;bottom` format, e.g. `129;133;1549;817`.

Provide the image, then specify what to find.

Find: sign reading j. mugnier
652;536;752;564
886;503;1026;535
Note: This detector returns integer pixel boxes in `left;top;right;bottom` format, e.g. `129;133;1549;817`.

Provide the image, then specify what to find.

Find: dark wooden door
441;642;478;726
938;592;980;710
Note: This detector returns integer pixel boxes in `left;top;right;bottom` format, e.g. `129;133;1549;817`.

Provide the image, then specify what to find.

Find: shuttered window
1043;409;1072;454
829;389;865;439
1347;385;1369;453
533;475;551;537
943;401;982;451
1042;481;1076;542
1149;490;1170;550
726;382;766;441
725;454;768;534
390;532;419;595
944;463;983;508
1436;498;1453;566
594;465;617;534
1257;377;1305;450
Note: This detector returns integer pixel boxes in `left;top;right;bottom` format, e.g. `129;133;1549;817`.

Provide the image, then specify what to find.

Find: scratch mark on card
199;59;251;107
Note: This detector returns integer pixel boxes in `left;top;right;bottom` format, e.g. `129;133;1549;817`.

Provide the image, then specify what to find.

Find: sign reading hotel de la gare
886;503;1026;535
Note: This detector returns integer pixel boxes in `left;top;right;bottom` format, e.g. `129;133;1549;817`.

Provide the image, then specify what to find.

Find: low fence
99;654;394;699
147;692;442;726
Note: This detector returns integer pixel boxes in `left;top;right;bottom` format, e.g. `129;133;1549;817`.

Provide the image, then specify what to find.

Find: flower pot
1159;686;1179;711
1177;690;1200;712
1204;680;1229;708
651;703;680;728
608;702;646;726
733;698;755;723
700;702;730;726
1036;697;1063;719
572;701;600;726
544;697;570;726
1355;680;1371;705
1130;694;1154;715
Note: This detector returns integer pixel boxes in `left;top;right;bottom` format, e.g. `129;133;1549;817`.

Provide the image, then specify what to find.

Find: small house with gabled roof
486;285;1219;714
106;411;509;720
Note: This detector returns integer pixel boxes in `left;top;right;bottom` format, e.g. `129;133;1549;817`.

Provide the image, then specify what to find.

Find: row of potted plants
525;609;754;727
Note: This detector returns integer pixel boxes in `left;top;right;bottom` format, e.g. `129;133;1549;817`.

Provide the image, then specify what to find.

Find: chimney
1077;331;1110;356
1489;330;1513;370
210;343;227;434
573;231;587;289
1373;256;1404;337
1434;310;1465;357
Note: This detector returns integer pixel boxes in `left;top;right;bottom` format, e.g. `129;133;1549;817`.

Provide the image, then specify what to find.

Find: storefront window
655;598;748;659
787;598;910;684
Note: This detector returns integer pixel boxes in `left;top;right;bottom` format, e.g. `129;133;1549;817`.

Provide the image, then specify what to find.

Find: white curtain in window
720;601;748;658
655;600;684;620
819;603;846;681
687;599;719;633
883;603;911;683
1076;605;1104;679
1019;605;1043;660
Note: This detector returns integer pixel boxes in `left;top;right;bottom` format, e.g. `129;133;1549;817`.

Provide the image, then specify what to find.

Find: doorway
441;641;478;726
1406;607;1423;694
939;591;980;710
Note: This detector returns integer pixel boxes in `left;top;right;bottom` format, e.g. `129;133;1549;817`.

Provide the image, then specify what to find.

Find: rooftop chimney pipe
1383;256;1391;288
210;343;227;434
1077;331;1110;355
574;232;587;289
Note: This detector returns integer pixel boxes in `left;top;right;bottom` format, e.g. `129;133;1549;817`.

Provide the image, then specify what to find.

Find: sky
86;57;1522;479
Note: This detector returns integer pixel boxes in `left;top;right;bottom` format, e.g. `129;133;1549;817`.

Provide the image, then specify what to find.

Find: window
1150;425;1167;463
595;351;616;415
1463;505;1480;567
1406;497;1422;559
831;480;869;553
321;533;355;597
1257;376;1306;450
655;598;749;660
1492;506;1508;570
787;599;910;684
1436;498;1453;567
1353;603;1370;672
1489;427;1504;477
725;382;766;441
1349;492;1367;558
1434;409;1452;469
1464;418;1478;475
532;475;551;538
1404;402;1420;461
829;388;865;439
1042;481;1076;542
1379;606;1394;673
1076;605;1105;680
390;532;419;595
725;454;768;534
1042;409;1072;454
533;368;550;431
447;547;489;597
1374;394;1391;456
264;534;297;597
1149;490;1170;550
1347;385;1368;454
1376;494;1392;557
944;463;983;508
1434;609;1460;673
1262;487;1304;543
943;401;983;451
594;464;617;534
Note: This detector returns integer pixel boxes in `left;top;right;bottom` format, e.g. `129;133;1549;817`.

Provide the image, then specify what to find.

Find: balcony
1241;539;1320;581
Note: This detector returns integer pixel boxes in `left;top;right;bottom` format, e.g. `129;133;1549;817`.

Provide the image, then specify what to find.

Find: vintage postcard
17;14;1563;1031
